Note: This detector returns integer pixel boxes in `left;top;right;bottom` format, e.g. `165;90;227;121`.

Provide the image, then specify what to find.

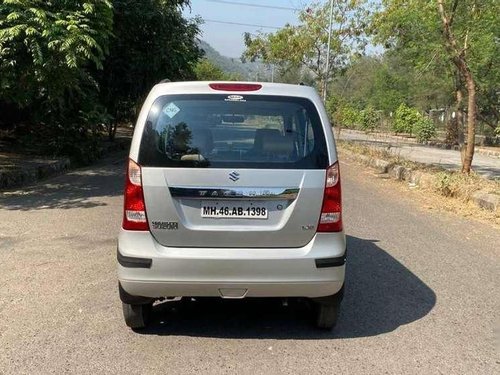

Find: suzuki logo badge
229;171;240;182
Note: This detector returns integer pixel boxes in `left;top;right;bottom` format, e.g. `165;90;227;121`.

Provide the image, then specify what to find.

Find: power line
203;0;300;11
203;19;282;29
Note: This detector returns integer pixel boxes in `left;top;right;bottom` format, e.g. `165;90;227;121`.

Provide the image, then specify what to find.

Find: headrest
190;128;213;154
170;127;213;155
253;128;281;151
261;133;294;155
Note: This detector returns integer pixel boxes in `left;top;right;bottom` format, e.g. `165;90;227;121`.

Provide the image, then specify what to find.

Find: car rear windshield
138;94;328;169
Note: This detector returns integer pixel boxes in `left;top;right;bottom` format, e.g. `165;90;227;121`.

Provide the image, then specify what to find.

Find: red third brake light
122;159;149;231
317;161;343;232
209;83;262;91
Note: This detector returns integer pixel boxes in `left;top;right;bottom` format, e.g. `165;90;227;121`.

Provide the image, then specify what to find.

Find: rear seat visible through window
138;94;328;169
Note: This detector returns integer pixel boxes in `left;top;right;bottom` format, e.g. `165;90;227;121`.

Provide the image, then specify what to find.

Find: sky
183;0;312;58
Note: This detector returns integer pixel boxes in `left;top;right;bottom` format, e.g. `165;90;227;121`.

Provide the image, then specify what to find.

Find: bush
414;117;436;142
393;104;435;141
325;95;339;123
326;97;361;129
340;106;361;129
326;97;382;132
393;103;419;134
339;105;362;129
359;106;381;132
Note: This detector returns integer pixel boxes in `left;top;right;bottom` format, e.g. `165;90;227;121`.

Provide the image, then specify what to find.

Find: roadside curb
0;137;130;191
424;141;500;159
340;147;499;212
0;158;71;190
341;129;500;158
474;148;500;159
471;190;500;211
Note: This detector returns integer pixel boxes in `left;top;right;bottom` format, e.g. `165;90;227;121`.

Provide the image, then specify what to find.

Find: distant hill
198;40;269;81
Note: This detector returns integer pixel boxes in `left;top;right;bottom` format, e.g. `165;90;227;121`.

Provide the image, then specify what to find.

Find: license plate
201;202;268;219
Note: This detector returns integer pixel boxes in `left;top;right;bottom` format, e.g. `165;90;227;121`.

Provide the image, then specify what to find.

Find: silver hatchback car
117;82;346;330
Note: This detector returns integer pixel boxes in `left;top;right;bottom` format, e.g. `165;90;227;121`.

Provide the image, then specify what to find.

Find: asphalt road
0;152;498;374
339;130;500;179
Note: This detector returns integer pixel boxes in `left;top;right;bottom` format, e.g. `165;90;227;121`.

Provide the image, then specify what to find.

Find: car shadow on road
137;235;436;339
0;154;126;210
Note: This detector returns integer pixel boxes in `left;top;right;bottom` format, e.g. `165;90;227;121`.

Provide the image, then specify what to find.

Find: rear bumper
117;230;346;299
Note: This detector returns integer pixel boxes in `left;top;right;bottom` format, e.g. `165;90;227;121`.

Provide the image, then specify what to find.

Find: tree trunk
112;121;118;140
461;73;476;173
455;86;465;164
108;121;118;142
437;0;477;174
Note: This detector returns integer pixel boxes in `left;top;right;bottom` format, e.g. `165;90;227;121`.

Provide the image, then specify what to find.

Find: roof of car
150;81;320;99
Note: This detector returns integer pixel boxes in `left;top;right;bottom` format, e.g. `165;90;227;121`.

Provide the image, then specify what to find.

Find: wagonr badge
118;81;345;331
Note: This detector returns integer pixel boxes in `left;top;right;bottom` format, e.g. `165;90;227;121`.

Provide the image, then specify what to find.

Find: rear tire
122;302;152;329
315;303;339;330
313;285;344;330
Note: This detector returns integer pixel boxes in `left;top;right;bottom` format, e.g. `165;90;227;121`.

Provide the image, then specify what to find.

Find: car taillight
122;159;149;231
209;83;262;91
317;161;342;232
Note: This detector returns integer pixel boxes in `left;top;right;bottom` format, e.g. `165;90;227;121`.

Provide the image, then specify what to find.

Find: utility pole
323;0;334;102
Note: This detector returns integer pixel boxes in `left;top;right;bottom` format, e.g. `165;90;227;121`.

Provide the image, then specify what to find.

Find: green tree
333;55;410;114
243;1;371;95
275;65;315;85
330;52;454;123
374;0;500;173
0;0;113;113
98;0;202;139
194;59;227;80
194;58;241;81
0;0;113;163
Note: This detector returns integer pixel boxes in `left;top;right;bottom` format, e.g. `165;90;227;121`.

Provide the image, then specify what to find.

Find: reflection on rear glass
139;95;328;169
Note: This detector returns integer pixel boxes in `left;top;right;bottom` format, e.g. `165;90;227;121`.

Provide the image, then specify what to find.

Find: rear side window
138;94;328;169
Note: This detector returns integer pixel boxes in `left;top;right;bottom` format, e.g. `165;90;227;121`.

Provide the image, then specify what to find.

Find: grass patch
434;171;499;201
